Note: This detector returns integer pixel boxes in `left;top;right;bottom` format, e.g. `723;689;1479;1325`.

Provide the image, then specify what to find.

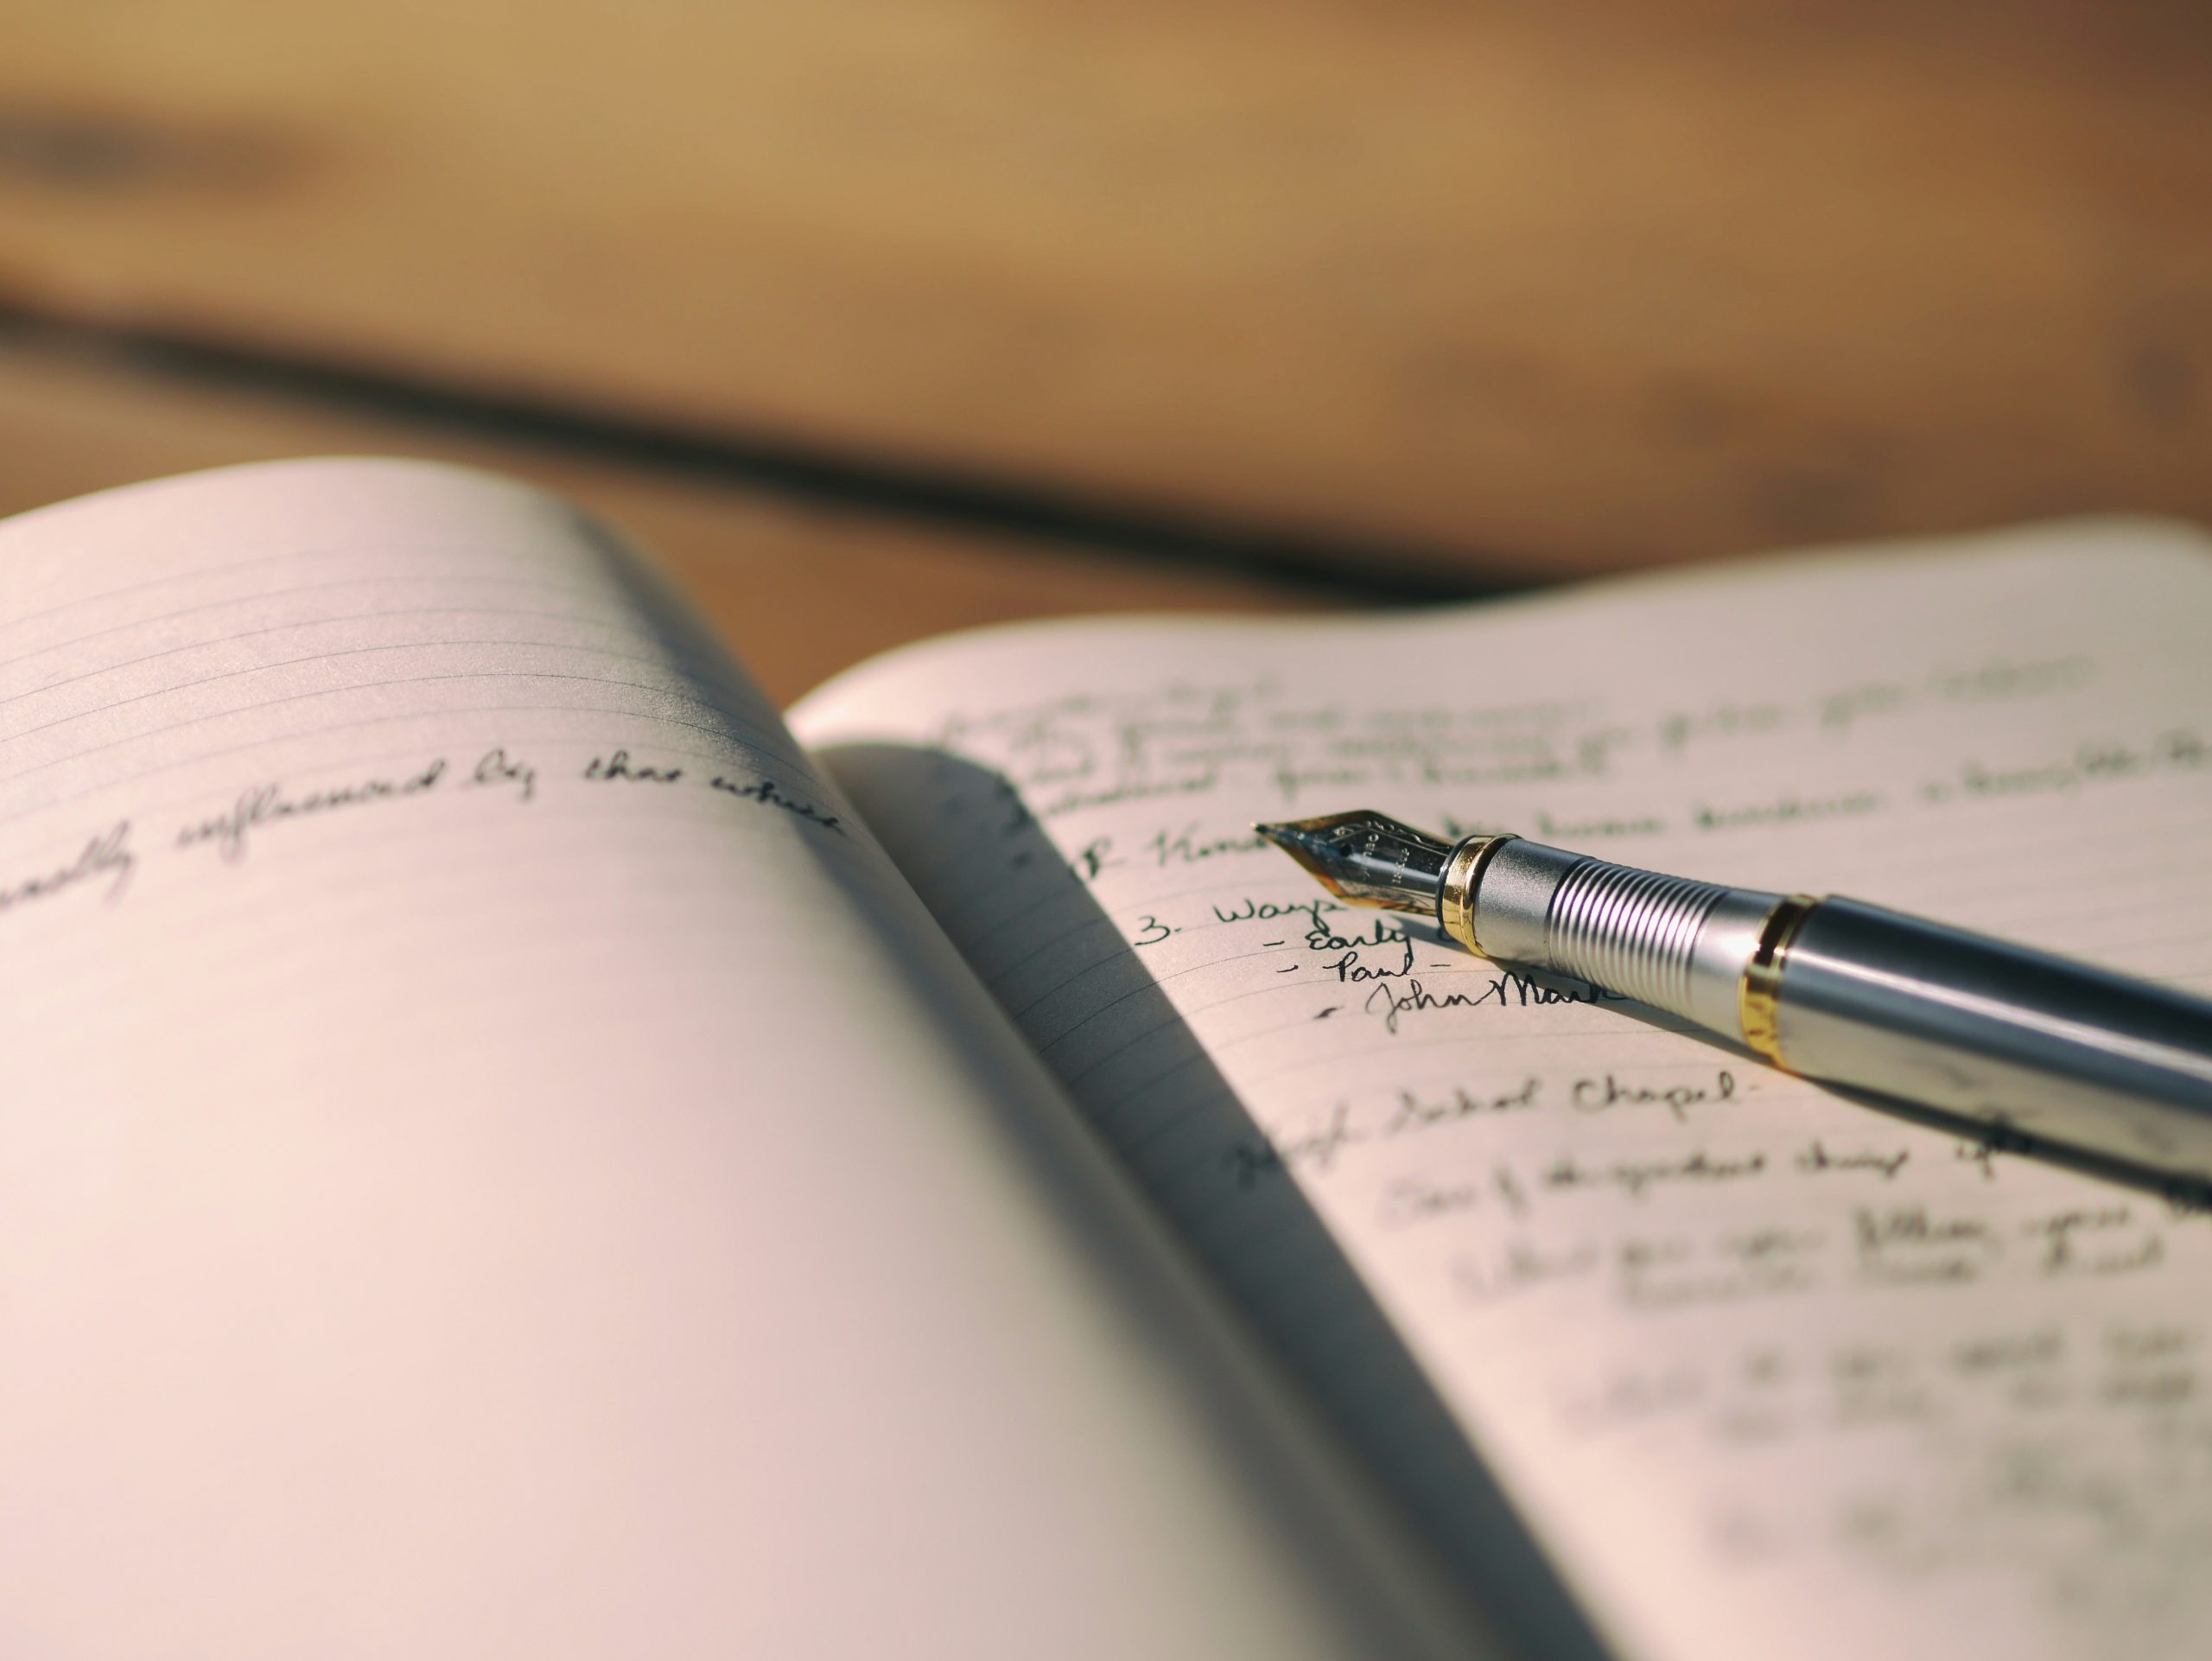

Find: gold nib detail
1252;811;1454;914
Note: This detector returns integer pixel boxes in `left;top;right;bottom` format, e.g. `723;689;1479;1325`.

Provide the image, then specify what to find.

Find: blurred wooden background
3;0;2207;697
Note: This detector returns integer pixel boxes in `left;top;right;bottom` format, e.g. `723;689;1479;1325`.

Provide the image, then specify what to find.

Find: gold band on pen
1438;833;1517;957
1738;893;1822;1066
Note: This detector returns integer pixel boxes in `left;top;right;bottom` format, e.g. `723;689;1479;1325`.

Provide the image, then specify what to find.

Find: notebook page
793;520;2212;1661
0;459;1487;1661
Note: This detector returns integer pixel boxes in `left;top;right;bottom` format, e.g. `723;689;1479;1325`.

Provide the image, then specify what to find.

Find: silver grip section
1549;861;1730;1019
1470;838;1779;1030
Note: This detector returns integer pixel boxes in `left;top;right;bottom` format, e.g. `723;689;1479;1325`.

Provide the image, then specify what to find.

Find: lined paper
0;460;1483;1661
796;520;2212;1661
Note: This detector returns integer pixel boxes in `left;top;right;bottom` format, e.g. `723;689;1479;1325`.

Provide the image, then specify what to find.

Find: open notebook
3;459;2208;1661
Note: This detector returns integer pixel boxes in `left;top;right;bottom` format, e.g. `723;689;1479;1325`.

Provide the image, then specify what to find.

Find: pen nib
1253;811;1453;913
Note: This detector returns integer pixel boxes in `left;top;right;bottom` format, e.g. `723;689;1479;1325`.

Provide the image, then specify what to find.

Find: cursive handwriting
1223;1101;1358;1189
1365;971;1621;1034
468;747;538;802
584;748;683;784
0;821;135;915
708;773;843;834
1572;1069;1738;1123
1385;1077;1543;1135
176;760;448;862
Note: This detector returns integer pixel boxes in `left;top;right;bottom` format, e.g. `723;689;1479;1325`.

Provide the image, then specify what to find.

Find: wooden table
4;1;2207;699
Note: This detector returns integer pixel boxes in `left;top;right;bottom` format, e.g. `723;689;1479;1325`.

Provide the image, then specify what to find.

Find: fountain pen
1256;811;2212;1185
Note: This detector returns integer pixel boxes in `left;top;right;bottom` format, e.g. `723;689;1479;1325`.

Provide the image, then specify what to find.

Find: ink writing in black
584;749;683;784
468;747;538;802
176;760;448;862
1364;971;1624;1034
0;820;135;917
708;773;844;834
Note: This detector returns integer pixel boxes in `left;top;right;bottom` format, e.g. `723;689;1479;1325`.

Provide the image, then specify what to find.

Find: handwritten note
795;520;2212;1661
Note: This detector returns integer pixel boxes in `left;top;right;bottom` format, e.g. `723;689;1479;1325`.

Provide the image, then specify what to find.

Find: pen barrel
1772;898;2212;1181
1453;837;2212;1182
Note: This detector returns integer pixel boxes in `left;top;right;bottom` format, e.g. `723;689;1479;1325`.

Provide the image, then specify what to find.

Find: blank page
0;459;1486;1661
796;519;2212;1661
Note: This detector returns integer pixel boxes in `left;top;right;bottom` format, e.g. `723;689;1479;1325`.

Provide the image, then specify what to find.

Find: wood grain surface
5;1;2205;578
0;340;1321;705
